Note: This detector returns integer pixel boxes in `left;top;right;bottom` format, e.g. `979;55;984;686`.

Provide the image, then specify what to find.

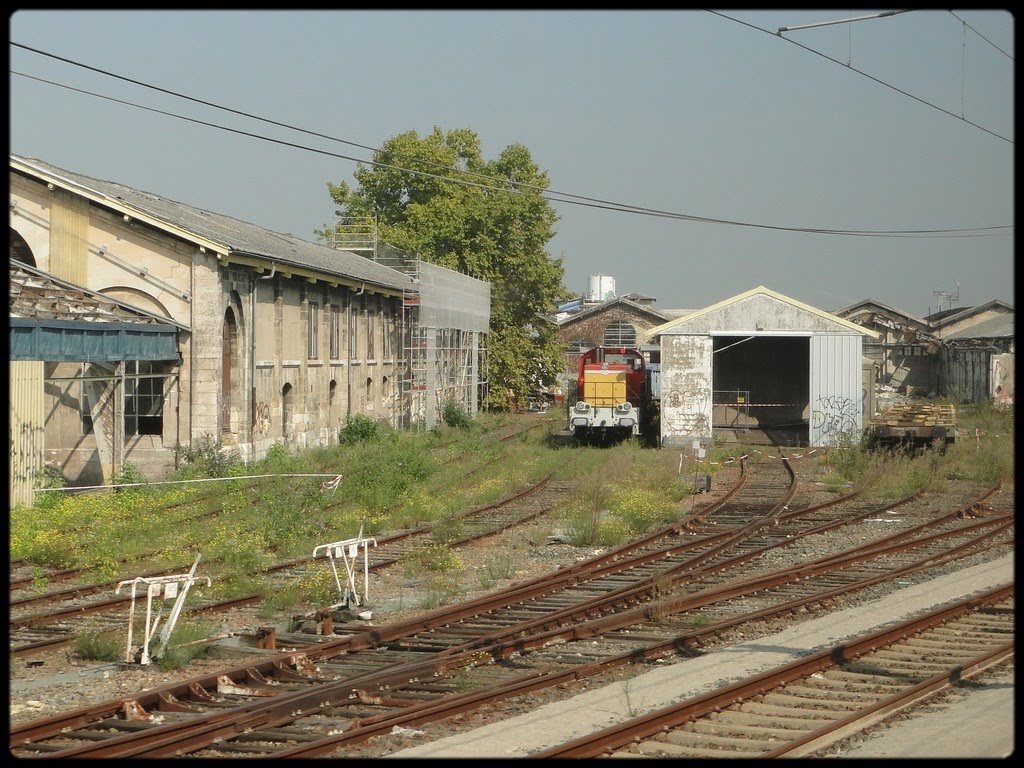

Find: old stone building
9;154;489;502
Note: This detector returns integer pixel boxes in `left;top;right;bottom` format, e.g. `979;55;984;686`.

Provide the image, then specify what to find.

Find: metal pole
124;583;137;663
777;10;909;35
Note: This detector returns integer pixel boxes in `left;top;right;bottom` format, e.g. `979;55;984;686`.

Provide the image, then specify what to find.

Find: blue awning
9;318;182;363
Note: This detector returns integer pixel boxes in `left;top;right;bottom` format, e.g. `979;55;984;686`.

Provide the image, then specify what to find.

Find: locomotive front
569;347;647;445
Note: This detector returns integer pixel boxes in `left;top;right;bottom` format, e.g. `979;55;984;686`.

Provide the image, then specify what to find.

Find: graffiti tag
811;395;857;439
254;402;272;435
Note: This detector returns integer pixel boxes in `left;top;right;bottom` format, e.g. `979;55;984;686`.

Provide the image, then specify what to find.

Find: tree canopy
320;127;570;411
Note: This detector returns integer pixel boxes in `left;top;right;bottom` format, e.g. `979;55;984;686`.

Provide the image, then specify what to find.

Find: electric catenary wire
710;10;1013;146
10;42;1012;239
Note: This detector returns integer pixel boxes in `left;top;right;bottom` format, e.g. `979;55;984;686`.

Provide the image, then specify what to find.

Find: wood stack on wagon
866;402;958;446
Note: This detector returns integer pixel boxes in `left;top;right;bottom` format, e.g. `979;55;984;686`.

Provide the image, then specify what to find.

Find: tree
319;127;570;411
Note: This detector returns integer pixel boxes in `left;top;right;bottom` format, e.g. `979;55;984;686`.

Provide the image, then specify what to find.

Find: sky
8;9;1014;317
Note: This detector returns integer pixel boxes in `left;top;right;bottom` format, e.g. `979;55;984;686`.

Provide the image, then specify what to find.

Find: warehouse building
645;285;879;449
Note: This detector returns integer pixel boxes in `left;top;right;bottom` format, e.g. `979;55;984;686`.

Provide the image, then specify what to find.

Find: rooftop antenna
932;283;960;312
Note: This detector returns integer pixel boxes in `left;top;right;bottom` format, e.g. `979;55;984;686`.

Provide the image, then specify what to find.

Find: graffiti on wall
663;374;711;436
992;355;1014;406
254;402;272;435
811;395;857;439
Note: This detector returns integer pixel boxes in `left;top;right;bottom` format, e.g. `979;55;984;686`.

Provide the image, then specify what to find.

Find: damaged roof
10;260;188;329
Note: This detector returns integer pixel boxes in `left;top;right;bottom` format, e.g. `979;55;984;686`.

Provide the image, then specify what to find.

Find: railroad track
535;584;1014;758
9;462;1011;757
8;471;571;658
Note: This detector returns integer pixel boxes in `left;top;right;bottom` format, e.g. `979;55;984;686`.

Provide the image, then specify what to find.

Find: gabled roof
931;299;1014;328
555;295;670;327
644;285;879;342
10;154;415;294
833;298;929;328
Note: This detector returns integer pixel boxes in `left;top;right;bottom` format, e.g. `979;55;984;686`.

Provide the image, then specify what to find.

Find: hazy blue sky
9;10;1014;316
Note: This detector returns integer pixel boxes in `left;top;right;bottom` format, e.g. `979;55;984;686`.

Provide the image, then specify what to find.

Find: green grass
11;404;1012;618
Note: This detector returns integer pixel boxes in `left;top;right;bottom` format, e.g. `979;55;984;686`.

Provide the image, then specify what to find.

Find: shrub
402;542;465;575
441;398;473;429
174;434;238;478
478;551;516;588
155;619;215;671
339;414;383;444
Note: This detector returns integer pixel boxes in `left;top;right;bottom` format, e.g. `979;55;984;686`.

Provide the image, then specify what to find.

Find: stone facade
9;163;409;487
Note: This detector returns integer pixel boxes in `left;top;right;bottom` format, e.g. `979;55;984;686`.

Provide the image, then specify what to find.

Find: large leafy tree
319;127;570;410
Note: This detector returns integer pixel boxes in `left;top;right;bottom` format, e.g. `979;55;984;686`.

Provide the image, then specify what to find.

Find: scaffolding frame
366;244;490;431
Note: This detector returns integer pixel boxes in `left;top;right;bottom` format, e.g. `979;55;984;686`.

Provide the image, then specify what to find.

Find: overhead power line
9;42;1013;240
947;11;1014;61
710;10;1013;145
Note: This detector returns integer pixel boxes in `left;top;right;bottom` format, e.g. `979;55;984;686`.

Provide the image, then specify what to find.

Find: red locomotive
568;346;652;445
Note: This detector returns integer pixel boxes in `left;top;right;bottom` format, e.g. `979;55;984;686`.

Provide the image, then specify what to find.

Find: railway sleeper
634;736;762;758
778;683;884;703
663;727;779;751
688;716;816;738
901;636;992;651
759;691;861;711
709;710;834;731
737;701;845;720
230;727;326;743
805;678;903;696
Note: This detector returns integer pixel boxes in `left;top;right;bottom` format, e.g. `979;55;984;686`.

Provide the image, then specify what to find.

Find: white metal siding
809;334;863;447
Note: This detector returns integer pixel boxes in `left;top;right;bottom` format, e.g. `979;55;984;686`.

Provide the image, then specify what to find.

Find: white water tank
588;274;616;302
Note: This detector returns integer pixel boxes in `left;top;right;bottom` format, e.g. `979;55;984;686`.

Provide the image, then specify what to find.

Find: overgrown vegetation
816;402;1013;498
10;403;1012;667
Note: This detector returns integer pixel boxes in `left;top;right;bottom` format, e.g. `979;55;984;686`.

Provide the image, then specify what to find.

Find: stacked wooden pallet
878;403;957;427
867;402;957;445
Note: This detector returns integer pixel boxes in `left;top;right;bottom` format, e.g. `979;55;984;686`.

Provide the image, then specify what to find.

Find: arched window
603;321;637;347
281;383;293;441
328;379;339;431
222;308;237;432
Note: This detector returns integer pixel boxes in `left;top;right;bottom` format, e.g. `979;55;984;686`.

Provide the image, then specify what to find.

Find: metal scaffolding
365;244;490;431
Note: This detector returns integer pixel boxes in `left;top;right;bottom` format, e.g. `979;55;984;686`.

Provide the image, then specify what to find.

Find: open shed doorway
712;335;810;446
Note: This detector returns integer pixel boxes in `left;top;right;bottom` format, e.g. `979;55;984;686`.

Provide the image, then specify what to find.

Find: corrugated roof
931;299;1014;328
10;154;415;294
943;313;1014;340
10;260;188;330
833;298;929;327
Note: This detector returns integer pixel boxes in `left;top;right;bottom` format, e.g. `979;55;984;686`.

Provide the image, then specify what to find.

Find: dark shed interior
712;335;809;444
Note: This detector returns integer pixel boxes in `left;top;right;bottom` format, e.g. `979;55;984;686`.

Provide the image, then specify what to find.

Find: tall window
367;306;376;360
80;368;94;435
382;308;391;358
125;361;165;437
349;297;360;359
329;304;341;360
308;302;320;359
602;321;637;347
